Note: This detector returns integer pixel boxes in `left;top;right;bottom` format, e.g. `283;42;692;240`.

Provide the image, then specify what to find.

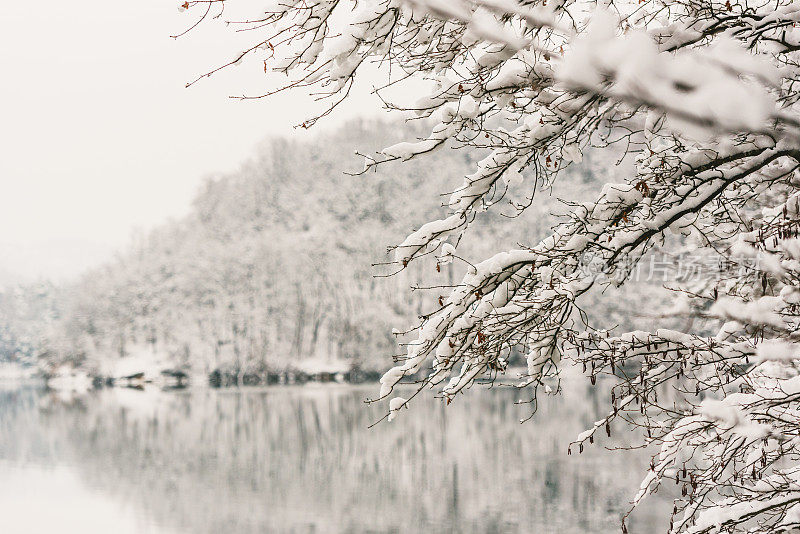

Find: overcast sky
0;1;384;283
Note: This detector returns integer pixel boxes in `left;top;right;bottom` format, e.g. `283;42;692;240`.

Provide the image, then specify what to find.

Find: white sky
0;1;385;283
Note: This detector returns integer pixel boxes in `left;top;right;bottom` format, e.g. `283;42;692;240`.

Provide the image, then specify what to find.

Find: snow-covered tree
178;1;800;531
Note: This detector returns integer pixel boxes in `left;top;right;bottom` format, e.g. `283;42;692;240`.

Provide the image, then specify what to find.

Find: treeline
0;282;62;366
14;120;659;379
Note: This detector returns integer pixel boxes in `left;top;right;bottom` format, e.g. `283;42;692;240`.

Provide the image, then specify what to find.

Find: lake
0;381;670;533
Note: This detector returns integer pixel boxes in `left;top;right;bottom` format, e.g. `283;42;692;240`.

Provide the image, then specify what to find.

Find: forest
0;120;661;383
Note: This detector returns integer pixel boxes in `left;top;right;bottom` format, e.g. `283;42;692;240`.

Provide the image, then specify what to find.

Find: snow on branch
177;0;800;531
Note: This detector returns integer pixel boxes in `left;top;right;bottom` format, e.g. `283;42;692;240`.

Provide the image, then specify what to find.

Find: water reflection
0;384;668;533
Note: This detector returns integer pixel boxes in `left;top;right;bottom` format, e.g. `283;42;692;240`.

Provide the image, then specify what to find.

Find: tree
177;1;800;531
43;121;585;378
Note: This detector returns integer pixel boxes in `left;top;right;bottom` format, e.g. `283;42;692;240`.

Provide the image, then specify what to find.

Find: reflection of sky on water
0;383;670;533
0;462;175;534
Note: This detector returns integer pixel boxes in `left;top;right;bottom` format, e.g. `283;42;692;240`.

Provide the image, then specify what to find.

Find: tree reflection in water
0;383;670;533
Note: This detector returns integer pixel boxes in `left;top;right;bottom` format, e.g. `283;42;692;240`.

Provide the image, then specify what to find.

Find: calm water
0;382;669;533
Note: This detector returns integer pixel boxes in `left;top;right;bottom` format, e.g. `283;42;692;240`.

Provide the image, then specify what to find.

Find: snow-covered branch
177;0;800;530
